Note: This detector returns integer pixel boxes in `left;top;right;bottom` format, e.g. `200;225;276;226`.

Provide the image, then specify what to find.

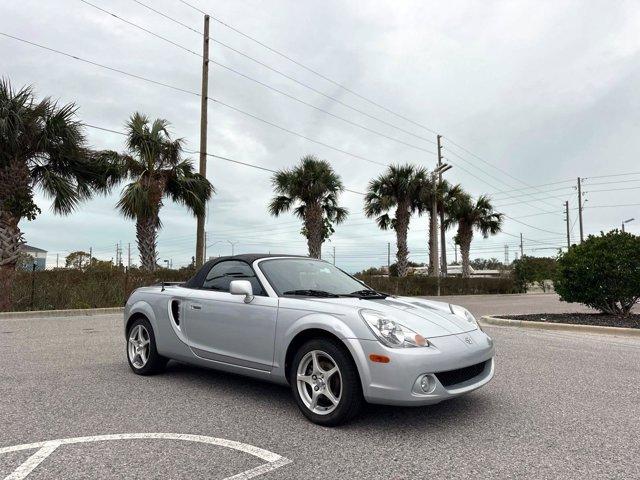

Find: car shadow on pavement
157;360;496;431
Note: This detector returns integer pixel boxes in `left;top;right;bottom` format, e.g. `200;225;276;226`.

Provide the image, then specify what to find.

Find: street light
622;218;634;233
227;240;239;256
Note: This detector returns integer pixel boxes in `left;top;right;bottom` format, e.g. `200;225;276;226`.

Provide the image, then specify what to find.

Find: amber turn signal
369;354;390;363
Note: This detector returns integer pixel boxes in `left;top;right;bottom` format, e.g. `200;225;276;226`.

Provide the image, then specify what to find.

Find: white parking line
0;433;292;480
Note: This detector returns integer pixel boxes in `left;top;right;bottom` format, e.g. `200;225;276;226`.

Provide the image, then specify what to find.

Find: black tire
126;316;168;375
290;338;363;426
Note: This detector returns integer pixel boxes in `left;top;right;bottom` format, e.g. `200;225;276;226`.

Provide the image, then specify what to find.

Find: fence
5;268;518;312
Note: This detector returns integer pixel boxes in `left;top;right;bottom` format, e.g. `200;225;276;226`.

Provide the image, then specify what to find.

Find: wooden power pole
195;14;210;267
577;177;584;243
565;200;571;248
437;135;447;276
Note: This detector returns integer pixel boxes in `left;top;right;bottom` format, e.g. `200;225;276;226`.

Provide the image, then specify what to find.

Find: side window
201;260;264;295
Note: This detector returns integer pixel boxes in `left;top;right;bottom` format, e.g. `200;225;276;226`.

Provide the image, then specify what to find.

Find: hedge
356;275;518;296
8;268;193;312
5;269;518;312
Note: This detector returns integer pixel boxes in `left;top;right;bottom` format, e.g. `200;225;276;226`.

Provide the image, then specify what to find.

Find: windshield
259;258;368;296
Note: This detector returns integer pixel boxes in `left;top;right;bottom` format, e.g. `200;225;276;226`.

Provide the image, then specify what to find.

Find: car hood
305;296;477;338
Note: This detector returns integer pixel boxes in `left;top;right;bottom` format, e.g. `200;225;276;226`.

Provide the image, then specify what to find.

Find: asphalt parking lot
1;295;639;479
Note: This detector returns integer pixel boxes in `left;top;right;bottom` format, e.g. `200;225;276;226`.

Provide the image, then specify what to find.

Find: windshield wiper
345;289;388;299
282;289;340;298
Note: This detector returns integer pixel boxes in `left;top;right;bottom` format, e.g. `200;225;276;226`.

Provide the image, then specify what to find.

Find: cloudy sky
2;0;640;271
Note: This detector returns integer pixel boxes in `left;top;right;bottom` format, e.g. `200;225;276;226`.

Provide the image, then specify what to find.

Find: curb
0;307;124;320
481;315;640;338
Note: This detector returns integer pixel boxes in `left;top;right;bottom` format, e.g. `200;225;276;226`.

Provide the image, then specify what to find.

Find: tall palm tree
416;177;463;275
0;79;119;309
434;181;465;275
364;164;427;277
269;155;347;258
444;194;503;277
117;113;213;271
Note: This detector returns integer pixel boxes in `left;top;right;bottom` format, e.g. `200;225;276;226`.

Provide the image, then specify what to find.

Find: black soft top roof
184;253;308;288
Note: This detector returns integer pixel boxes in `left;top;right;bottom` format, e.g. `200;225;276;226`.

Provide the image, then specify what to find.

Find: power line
84;124;367;195
487;178;575;196
503;214;565;236
175;0;441;135
583;171;640;180
0;32;199;97
81;0;438;155
132;0;440;146
583;186;640;194
174;0;583;213
2;32;387;169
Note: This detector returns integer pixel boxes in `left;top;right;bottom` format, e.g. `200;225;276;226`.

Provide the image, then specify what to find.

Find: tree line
0;79;503;308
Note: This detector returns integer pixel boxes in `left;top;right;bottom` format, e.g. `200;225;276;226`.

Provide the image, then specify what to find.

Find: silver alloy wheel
296;350;342;415
128;324;150;369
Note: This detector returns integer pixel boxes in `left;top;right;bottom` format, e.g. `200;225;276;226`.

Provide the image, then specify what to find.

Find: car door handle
190;304;202;310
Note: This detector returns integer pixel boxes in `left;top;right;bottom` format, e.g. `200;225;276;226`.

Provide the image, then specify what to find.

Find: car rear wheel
126;317;168;375
291;338;363;426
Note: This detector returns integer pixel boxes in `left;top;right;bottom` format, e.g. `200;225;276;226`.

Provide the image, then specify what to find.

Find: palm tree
0;79;119;309
269;155;347;258
364;164;427;277
416;178;463;275
435;181;465;275
444;194;503;277
117;113;213;271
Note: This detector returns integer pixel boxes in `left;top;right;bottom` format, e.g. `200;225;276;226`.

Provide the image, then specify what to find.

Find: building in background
18;245;47;271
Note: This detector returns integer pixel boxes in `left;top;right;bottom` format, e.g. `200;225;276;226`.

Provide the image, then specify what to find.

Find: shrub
357;275;517;296
8;268;194;312
512;255;557;292
554;230;640;315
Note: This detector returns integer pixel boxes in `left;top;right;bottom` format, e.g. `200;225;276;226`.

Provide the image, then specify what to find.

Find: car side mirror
229;280;254;303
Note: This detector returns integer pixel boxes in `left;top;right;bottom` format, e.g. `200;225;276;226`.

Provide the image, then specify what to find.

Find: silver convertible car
124;254;495;425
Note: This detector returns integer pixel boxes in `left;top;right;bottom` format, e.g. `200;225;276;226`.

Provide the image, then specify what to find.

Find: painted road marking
0;433;292;479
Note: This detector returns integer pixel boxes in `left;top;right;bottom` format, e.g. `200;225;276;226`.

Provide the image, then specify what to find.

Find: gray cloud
3;0;639;271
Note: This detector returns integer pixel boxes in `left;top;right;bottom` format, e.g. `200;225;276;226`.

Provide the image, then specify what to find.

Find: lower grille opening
434;361;487;387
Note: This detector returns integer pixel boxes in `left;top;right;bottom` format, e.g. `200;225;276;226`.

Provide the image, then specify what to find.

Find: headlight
359;309;429;348
449;304;480;329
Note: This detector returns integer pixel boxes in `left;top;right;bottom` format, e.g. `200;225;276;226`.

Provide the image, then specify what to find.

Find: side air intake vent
170;300;181;326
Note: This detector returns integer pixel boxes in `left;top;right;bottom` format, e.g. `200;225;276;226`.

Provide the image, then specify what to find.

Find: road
423;292;596;318
1;296;639;479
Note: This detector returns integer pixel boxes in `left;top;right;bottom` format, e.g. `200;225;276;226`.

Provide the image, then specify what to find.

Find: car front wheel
291;338;363;426
126;317;168;375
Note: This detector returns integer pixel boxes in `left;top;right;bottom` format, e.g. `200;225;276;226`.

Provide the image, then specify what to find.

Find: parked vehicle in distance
124;254;495;425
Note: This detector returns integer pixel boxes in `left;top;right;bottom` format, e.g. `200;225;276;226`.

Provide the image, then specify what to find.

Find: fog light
420;377;429;392
420;375;431;393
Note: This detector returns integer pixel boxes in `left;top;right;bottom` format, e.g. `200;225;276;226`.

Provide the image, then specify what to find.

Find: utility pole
577;177;584;243
520;233;524;258
429;169;439;279
332;246;336;266
437;135;447;276
195;14;210;268
127;243;131;268
56;253;59;268
504;244;509;265
430;163;452;295
387;242;390;273
565;201;571;248
227;240;238;256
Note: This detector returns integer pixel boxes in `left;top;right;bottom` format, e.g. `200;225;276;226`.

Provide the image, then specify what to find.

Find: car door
183;260;278;372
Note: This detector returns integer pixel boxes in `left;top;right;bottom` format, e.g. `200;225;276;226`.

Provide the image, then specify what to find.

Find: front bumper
345;328;495;406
